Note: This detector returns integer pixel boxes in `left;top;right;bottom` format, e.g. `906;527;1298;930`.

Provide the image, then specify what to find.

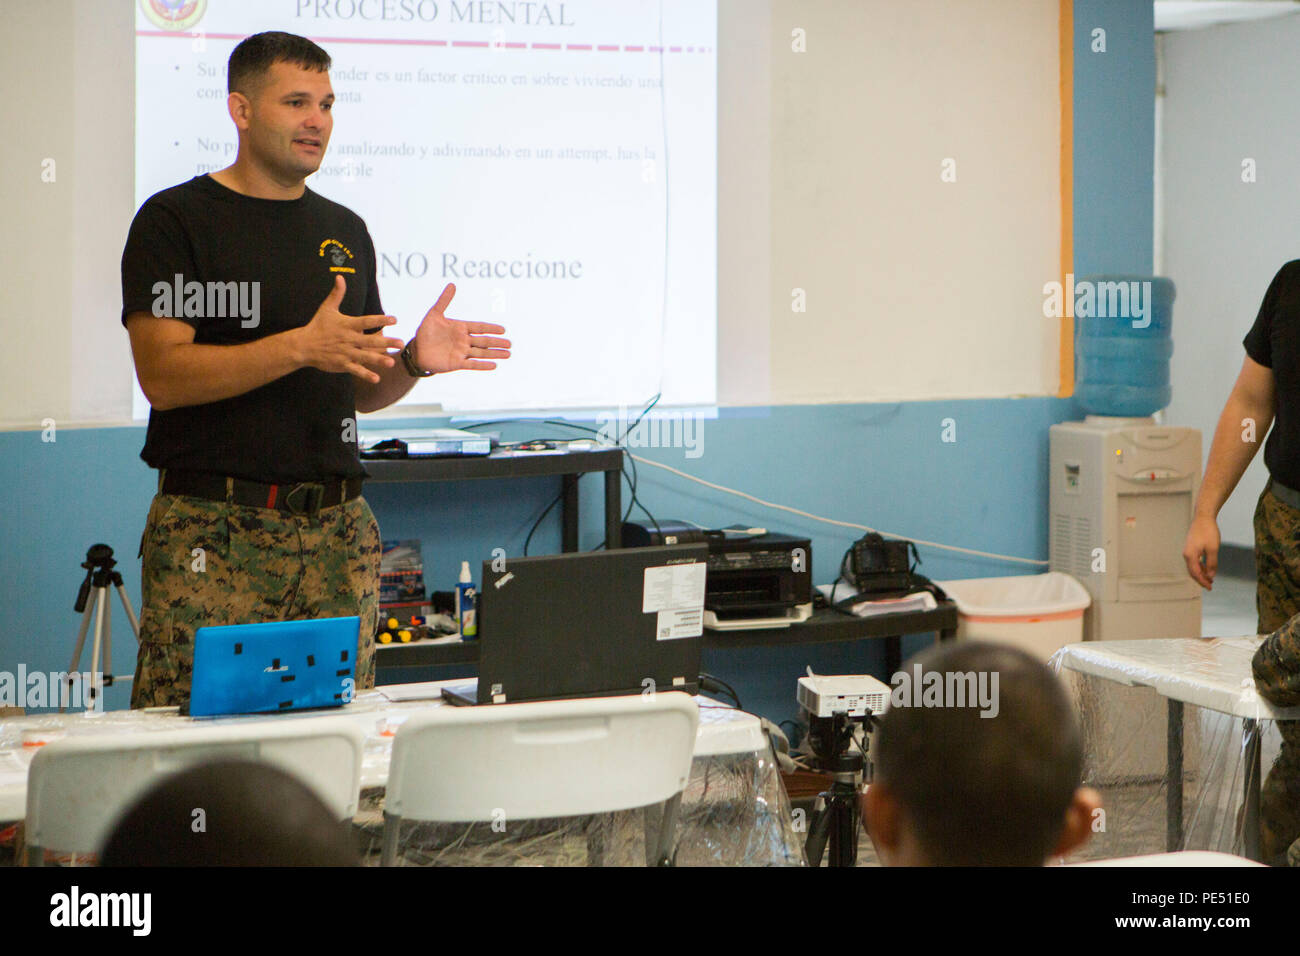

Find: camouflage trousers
130;487;381;709
1251;479;1300;865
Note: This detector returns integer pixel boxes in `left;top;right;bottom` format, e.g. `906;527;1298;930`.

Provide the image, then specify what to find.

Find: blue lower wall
0;396;1081;722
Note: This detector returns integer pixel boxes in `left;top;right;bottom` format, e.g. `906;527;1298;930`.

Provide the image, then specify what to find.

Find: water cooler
1049;417;1202;642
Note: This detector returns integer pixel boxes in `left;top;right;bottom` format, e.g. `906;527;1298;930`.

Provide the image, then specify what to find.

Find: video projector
797;674;893;719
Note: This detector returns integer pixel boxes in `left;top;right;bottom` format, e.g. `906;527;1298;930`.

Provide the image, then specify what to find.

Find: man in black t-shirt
1183;261;1300;864
121;32;511;708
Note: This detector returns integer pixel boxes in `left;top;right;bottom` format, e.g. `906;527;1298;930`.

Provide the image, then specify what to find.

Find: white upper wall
1;0;135;428
766;0;1062;406
1161;10;1300;546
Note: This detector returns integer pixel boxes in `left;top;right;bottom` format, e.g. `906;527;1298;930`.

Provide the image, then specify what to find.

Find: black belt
1268;478;1300;511
160;470;363;516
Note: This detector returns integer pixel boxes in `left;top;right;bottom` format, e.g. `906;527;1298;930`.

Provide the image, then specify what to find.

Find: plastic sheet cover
1051;637;1300;865
1;692;806;866
355;745;806;866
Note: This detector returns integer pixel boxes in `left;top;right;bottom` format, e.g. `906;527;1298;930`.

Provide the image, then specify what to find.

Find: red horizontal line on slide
137;30;712;52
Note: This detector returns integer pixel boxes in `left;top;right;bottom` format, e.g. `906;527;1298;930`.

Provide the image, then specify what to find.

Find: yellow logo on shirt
320;239;356;274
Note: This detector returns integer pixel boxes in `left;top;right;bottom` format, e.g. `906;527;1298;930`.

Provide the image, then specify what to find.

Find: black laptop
441;544;708;706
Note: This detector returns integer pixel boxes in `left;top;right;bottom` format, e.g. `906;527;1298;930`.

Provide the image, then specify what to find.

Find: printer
623;521;813;630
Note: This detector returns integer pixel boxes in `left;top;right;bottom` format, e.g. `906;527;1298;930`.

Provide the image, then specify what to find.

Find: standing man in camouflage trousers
121;32;510;708
1183;261;1300;864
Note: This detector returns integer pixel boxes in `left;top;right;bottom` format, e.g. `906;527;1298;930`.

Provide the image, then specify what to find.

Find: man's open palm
410;283;511;374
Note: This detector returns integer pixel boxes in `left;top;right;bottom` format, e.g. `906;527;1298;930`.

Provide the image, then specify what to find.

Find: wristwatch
400;341;434;377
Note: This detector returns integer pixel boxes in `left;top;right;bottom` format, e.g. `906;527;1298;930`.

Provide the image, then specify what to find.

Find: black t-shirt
121;174;383;483
1244;260;1300;490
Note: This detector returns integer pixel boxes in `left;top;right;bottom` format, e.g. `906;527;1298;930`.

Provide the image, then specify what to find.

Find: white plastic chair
382;692;700;866
25;717;365;865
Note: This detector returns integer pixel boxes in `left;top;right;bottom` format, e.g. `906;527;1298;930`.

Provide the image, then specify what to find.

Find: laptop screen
474;545;708;704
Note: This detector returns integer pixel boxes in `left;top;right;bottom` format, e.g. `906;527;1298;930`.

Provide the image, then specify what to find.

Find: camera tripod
64;544;139;711
803;710;872;867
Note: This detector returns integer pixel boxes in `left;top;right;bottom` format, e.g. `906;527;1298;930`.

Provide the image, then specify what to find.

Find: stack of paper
816;583;938;618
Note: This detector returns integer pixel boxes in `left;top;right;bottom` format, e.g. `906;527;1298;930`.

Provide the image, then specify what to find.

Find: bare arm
353;344;420;414
128;276;404;412
128;314;305;411
1182;354;1276;588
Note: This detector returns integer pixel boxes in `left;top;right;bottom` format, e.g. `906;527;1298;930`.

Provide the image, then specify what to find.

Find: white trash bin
937;573;1091;662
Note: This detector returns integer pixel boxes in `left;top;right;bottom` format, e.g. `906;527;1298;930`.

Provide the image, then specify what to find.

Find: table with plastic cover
0;681;804;865
1055;637;1300;861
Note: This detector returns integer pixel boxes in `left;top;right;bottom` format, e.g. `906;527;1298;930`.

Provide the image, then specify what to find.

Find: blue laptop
187;616;361;717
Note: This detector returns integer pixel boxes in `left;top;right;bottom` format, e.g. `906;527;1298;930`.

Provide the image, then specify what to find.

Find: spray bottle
456;561;477;639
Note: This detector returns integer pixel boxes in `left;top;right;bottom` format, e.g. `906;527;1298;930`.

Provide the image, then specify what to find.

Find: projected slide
133;0;716;416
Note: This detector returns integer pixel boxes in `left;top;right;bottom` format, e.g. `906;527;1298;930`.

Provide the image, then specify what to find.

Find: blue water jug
1073;275;1175;417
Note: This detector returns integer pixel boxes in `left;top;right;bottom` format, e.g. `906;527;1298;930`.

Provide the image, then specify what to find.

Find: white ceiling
1155;1;1300;32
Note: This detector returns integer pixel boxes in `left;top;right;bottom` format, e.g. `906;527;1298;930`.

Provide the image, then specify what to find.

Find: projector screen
132;0;717;417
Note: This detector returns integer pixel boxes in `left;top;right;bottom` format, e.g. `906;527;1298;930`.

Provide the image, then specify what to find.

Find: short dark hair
874;641;1083;866
100;759;359;866
228;31;331;96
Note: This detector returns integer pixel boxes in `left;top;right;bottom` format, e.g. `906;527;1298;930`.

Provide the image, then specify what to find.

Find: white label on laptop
656;607;703;640
643;562;707;613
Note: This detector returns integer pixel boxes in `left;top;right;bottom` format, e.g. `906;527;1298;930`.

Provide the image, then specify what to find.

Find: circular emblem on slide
139;0;208;31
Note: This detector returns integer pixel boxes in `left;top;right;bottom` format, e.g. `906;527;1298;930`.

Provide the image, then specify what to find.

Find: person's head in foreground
100;759;358;866
863;641;1101;866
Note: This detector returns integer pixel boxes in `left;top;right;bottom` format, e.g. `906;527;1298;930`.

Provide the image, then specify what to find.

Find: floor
1199;573;1259;640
